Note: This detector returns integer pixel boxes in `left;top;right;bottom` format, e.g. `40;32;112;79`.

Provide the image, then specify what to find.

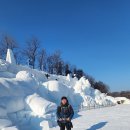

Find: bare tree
46;51;63;75
53;51;62;74
23;37;40;69
64;63;71;76
109;91;130;99
46;54;54;74
0;34;18;59
14;50;25;65
85;74;96;87
94;81;110;93
0;48;3;59
56;60;64;75
38;48;47;71
76;69;84;79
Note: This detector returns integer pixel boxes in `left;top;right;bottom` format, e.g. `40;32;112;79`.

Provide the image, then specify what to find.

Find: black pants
60;123;71;130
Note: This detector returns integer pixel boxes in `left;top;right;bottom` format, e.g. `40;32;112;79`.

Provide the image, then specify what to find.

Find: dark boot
60;123;65;130
66;122;72;130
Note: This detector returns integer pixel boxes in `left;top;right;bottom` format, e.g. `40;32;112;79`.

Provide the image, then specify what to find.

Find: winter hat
61;96;68;100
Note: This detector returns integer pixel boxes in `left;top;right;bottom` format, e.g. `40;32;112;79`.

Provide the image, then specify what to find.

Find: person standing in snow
57;96;74;130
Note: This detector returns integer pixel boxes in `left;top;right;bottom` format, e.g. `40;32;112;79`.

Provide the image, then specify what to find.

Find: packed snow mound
81;94;96;107
74;77;91;93
40;80;83;107
0;78;24;97
42;80;71;104
40;121;50;130
74;77;116;106
94;89;101;96
95;93;109;106
7;64;47;83
0;96;25;113
105;96;117;104
115;97;130;104
2;126;19;130
0;59;9;72
16;71;33;80
0;77;37;97
6;49;16;65
0;57;117;130
0;72;15;78
0;119;12;129
79;76;91;87
0;59;15;78
0;107;7;118
26;93;57;116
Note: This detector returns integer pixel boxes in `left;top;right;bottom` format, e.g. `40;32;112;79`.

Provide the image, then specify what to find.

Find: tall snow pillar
66;74;71;81
6;48;16;65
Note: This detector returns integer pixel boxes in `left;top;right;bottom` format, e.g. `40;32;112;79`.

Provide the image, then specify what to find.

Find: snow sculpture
6;49;16;65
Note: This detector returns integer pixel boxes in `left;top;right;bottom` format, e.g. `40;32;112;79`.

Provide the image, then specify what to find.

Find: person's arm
56;106;61;119
69;105;74;120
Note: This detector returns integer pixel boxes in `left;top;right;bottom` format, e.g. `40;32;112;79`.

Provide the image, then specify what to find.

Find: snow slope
51;104;130;130
0;51;129;130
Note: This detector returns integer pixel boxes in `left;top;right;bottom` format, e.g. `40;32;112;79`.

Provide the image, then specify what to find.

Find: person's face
61;99;67;105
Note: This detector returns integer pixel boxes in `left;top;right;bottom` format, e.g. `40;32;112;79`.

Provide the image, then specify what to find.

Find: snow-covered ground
51;104;130;130
0;49;130;130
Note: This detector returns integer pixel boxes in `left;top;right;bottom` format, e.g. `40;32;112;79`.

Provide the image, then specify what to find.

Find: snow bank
0;73;39;98
0;107;7;118
0;59;9;72
2;126;19;130
94;89;101;96
8;64;47;82
0;119;12;129
0;96;25;113
0;72;15;78
42;80;70;104
105;96;117;104
26;93;57;116
74;77;91;94
95;93;108;106
40;121;50;130
16;71;33;80
0;55;119;129
81;94;96;107
0;78;24;97
115;97;130;104
74;77;116;107
74;77;97;106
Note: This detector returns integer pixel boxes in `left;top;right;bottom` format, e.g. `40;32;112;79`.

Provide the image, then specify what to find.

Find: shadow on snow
87;121;107;130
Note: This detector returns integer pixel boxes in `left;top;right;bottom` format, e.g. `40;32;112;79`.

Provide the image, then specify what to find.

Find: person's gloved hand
58;118;62;121
66;118;70;121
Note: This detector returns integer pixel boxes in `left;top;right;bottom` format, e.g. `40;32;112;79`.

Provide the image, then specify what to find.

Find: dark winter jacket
56;103;74;123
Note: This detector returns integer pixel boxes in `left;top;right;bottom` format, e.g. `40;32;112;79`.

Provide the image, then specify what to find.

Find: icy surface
51;105;130;130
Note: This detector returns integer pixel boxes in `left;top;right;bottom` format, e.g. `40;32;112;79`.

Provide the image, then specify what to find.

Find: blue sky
0;0;130;91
